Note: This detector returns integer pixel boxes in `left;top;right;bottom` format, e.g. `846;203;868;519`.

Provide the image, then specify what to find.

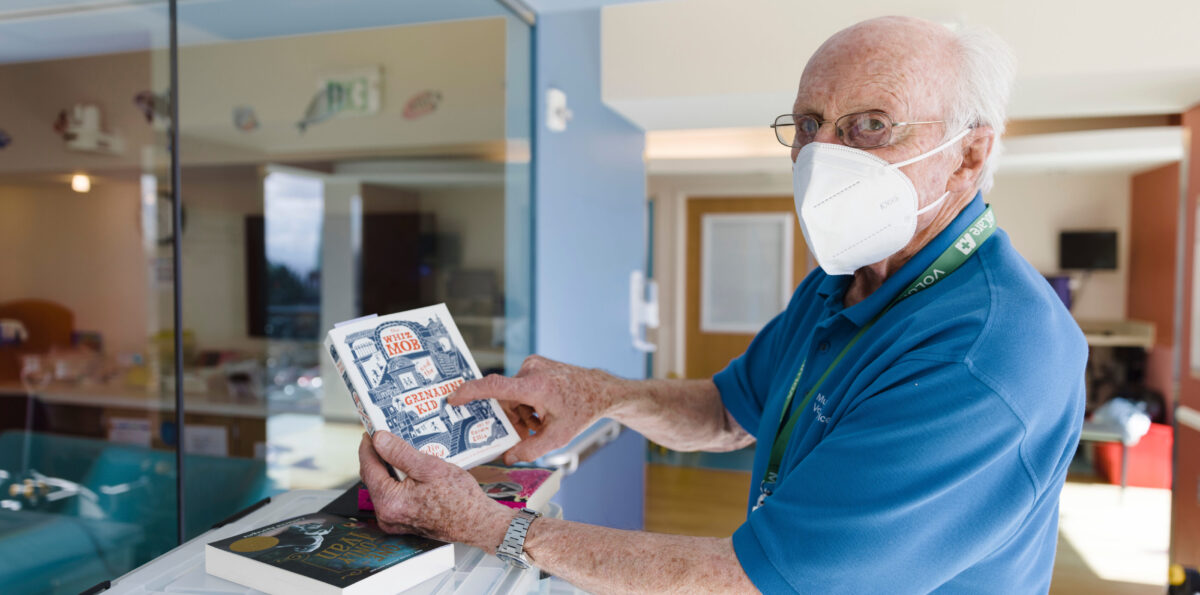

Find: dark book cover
320;482;375;519
206;512;449;592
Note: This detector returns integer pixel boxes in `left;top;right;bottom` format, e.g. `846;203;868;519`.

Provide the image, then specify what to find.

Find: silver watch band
497;508;541;569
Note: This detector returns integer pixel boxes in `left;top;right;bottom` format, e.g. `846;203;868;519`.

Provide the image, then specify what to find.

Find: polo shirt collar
820;192;986;327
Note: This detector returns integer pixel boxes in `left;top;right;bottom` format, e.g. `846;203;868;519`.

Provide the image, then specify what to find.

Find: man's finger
447;374;531;407
503;427;569;465
359;433;396;494
372;431;441;481
516;405;543;433
499;403;528;436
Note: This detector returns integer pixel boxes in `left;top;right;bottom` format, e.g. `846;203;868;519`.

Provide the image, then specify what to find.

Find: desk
1079;421;1128;492
0;381;270;418
1075;319;1155;349
104;490;583;595
0;381;268;458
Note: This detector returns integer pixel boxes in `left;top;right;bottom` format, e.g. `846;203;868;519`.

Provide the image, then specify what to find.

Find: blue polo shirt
714;194;1087;594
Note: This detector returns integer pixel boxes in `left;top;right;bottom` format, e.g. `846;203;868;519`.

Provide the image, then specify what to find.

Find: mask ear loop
890;127;972;169
896;128;971;216
916;191;950;215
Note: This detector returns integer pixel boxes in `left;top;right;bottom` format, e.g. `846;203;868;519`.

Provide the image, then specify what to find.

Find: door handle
629;270;659;352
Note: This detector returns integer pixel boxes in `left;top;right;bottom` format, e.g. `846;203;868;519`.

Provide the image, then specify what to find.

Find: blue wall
533;8;648;530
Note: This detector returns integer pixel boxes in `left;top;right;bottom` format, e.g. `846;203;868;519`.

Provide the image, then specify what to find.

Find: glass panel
701;213;793;333
175;0;534;533
0;1;180;592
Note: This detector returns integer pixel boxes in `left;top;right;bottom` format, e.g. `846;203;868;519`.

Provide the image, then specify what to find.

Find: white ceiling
645;126;1184;177
524;0;647;13
602;0;1200;130
0;0;518;64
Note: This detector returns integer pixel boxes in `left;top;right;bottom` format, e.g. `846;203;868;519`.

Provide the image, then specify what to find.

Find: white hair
942;24;1016;194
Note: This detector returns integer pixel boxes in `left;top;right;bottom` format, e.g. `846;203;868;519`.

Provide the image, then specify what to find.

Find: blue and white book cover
325;304;518;475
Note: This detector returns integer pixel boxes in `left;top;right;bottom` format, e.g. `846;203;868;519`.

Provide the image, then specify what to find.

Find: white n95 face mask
793;129;970;276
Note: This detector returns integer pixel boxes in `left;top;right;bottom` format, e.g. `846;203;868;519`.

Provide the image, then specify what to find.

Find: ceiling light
71;174;91;193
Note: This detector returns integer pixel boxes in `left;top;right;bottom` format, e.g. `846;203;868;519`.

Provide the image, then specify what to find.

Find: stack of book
206;513;452;595
205;305;562;594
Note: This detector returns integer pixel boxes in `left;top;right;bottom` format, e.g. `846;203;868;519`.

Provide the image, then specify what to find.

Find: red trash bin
1093;422;1174;489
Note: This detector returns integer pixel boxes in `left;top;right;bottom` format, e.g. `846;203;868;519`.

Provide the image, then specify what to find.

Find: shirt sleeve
731;357;1037;594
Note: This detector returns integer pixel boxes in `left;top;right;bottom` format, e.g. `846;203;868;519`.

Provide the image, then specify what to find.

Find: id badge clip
753;474;778;512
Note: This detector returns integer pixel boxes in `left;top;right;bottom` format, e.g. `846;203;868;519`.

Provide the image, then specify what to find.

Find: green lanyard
755;206;997;509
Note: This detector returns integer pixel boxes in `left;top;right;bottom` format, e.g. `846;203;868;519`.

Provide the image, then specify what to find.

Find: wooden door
685;197;809;379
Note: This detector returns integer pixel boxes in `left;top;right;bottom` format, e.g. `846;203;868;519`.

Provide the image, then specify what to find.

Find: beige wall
0;50;157;176
0;177;149;354
0;166;264;355
175;18;507;165
987;170;1131;319
0;17;509;176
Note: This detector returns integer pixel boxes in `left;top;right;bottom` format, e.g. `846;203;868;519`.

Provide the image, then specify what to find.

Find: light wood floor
644;463;1169;593
645;463;752;537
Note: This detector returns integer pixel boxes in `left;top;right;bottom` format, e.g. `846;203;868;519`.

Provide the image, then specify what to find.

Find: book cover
325;304;519;475
319;482;376;519
205;512;452;595
321;464;564;519
469;464;563;512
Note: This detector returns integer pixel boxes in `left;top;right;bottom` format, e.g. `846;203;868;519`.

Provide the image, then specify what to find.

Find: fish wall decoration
296;83;346;133
403;90;442;120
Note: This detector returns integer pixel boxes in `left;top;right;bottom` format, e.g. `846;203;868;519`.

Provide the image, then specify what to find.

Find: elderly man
358;15;1086;593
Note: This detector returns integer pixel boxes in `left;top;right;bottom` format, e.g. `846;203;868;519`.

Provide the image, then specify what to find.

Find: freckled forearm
523;517;758;594
607;378;754;452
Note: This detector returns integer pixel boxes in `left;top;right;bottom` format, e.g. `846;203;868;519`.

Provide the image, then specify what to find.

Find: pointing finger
447;374;532;407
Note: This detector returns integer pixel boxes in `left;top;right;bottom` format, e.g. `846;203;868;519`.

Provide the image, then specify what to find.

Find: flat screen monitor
1059;230;1117;270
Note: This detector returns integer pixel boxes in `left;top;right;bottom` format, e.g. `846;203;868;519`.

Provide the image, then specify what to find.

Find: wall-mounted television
1059;230;1117;271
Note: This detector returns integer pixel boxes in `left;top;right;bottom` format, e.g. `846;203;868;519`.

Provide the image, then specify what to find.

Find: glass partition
173;0;534;523
0;2;182;592
0;1;533;590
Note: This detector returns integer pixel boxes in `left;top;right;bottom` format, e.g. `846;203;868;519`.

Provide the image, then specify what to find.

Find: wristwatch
496;508;541;570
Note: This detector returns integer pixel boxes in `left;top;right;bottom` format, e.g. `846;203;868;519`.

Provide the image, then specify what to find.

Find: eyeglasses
771;111;944;150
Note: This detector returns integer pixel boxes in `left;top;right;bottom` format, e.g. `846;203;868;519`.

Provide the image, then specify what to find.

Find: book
325;304;519;477
205;512;452;595
319;482;376;519
321;464;563;519
468;464;563;512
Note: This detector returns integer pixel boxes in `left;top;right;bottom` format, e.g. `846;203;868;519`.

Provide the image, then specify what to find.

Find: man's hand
448;355;628;464
358;432;514;552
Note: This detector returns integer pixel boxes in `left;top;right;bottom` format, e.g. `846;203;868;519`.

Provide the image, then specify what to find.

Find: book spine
324;334;376;435
325;332;407;480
